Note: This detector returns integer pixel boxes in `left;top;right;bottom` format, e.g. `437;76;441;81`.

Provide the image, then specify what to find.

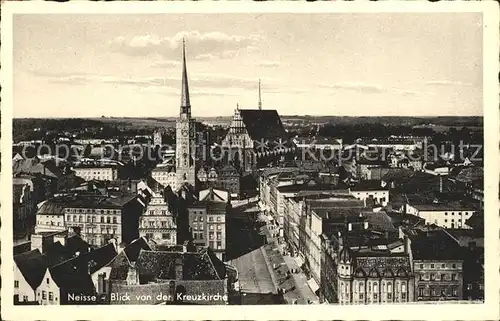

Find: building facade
139;193;177;246
73;165;118;181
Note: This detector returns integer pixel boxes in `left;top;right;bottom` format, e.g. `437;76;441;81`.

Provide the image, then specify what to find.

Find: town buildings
151;165;177;189
137;181;177;247
411;230;464;301
187;189;229;261
73;164;119;181
59;193;144;246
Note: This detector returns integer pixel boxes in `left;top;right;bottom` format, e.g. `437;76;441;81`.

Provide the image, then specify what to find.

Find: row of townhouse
259;168;477;304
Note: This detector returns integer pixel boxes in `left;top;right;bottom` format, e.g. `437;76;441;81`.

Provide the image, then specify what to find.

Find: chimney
175;257;183;280
126;263;138;285
404;236;411;255
97;272;106;294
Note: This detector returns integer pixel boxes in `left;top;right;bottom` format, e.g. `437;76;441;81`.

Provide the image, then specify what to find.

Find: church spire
258;78;262;110
180;38;191;117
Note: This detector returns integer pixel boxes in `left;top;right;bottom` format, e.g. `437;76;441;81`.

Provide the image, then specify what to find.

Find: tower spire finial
258;78;262;110
180;37;191;117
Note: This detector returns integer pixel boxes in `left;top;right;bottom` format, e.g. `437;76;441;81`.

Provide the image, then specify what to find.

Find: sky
13;13;483;118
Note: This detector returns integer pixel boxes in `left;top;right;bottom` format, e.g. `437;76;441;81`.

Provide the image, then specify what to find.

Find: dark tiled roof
354;254;412;277
108;251;132;281
136;248;226;282
363;211;397;232
410;230;464;261
351;180;388;191
14;249;47;290
124;237;152;263
62;242;118;275
13;158;62;178
465;212;484;231
36;200;66;215
49;262;95;294
65;235;91;256
110;280;226;305
239;109;287;141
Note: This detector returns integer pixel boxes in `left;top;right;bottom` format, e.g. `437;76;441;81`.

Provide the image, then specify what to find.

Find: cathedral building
220;80;295;174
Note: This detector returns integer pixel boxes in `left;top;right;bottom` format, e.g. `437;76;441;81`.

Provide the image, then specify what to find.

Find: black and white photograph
1;2;498;320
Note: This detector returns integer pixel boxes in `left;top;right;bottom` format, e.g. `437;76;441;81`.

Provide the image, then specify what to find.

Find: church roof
238;109;287;141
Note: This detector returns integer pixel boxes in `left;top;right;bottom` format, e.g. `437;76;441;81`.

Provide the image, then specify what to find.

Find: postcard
1;1;498;320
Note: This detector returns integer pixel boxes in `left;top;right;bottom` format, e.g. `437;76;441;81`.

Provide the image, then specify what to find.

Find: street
227;199;284;304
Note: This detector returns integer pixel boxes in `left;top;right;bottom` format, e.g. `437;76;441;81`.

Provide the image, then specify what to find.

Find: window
209;217;214;222
430;273;435;281
451;274;456;281
441;273;446;281
162;233;170;239
193;216;198;222
23;295;28;302
373;282;378;292
46;278;49;284
209;232;214;240
107;217;111;224
373;293;378;301
149;210;154;215
217;225;222;231
42;291;47;300
49;292;54;301
430;263;434;268
419;264;424;269
452;263;456;268
101;217;104;223
14;280;19;288
430;286;437;296
216;241;222;249
216;232;222;240
113;217;117;224
359;293;364;300
387;293;392;300
418;287;425;296
216;216;221;222
445;212;448;215
200;216;204;222
401;293;407;301
452;286;458;296
401;282;406;292
441;263;445;268
209;225;214;230
79;215;83;222
67;216;71;222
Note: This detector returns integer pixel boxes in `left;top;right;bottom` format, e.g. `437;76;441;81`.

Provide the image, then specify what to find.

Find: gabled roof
135;248;226;282
410;229;464;261
61;242;118;275
49;261;95;294
124;237;152;263
239;109;287;141
108;251;132;281
14;249;47;291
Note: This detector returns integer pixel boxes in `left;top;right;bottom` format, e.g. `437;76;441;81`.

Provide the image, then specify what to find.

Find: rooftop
410;229;465;261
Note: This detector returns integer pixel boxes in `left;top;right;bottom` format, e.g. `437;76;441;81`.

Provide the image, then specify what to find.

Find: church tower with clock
175;39;198;191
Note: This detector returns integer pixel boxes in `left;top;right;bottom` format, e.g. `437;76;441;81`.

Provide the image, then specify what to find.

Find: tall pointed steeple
258;78;262;110
180;38;191;117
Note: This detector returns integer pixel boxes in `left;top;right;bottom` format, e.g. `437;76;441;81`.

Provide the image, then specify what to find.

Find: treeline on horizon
13;116;483;145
